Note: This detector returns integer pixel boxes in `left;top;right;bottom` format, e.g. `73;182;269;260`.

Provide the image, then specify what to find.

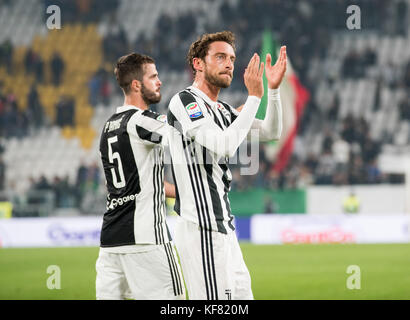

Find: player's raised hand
265;46;287;89
244;53;264;98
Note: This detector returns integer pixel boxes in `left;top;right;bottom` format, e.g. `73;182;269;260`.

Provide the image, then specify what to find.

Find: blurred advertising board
251;214;410;244
0;217;102;248
1;215;409;247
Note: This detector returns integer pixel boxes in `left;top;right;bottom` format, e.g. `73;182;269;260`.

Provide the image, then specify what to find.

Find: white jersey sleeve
168;91;261;158
249;88;283;141
127;109;169;146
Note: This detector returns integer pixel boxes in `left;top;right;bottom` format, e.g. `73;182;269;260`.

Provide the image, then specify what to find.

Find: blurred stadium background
0;0;410;300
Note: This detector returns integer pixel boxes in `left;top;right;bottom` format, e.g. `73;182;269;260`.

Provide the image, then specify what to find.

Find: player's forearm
251;88;282;141
190;96;261;158
164;181;176;198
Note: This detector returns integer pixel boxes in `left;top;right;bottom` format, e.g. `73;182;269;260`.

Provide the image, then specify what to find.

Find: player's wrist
268;82;280;89
247;89;263;99
268;88;280;100
247;95;262;105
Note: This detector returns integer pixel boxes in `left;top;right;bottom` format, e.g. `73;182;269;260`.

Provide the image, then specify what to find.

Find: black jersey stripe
219;101;238;123
155;150;161;244
170;156;181;215
167;110;183;135
156;150;164;243
136;125;162;144
172;244;184;296
203;102;235;234
181;137;213;300
142;109;160;120
168;243;183;296
216;106;231;127
166;242;184;296
202;148;227;234
180;137;210;299
179;90;196;106
156;149;165;244
155;149;160;243
187;141;218;300
203;101;224;130
158;148;166;243
166;224;173;242
210;104;235;232
171;243;184;295
152;152;159;244
199;227;218;300
184;139;214;300
219;162;235;231
189;93;231;235
164;243;178;296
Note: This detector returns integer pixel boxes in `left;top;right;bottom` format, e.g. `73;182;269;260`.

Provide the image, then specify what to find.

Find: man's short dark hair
187;31;236;76
114;53;155;94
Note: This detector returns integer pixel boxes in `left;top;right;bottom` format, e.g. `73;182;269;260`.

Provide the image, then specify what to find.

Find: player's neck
192;79;220;102
123;94;148;110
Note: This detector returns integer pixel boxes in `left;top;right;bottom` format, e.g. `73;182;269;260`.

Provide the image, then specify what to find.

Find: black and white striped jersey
167;86;240;234
99;105;171;247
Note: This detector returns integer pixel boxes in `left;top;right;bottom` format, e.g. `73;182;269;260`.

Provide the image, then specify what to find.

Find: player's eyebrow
215;52;236;61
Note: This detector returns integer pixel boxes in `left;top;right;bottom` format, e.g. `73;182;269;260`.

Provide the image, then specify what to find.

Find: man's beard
141;83;161;105
204;66;232;88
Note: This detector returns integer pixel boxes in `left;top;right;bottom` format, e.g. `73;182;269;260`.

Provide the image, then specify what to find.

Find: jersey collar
116;105;142;114
188;86;218;107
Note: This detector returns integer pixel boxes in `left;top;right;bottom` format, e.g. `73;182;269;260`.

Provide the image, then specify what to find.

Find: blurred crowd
215;0;407;190
0;49;76;140
43;0;119;23
0;86;29;139
231;114;390;193
88;68;116;106
27;161;101;210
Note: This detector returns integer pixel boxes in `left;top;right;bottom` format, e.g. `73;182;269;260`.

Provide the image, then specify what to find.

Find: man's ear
130;79;141;93
193;57;204;73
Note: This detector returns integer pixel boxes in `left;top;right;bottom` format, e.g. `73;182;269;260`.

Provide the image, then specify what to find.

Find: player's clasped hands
244;53;264;99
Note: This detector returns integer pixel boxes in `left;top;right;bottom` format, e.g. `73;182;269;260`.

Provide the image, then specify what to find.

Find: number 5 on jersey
108;136;126;188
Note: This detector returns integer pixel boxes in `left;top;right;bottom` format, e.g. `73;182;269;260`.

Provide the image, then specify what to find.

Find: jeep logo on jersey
107;193;139;210
185;102;203;119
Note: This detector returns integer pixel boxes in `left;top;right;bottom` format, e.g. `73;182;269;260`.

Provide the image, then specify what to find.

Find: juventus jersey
167;86;240;234
99;105;171;247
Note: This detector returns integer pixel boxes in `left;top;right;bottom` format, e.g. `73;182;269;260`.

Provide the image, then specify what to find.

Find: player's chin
153;94;161;104
221;81;231;88
217;78;232;88
147;94;161;105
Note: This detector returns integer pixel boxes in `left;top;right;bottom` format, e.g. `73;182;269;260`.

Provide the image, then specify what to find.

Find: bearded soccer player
96;53;184;300
167;31;286;300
